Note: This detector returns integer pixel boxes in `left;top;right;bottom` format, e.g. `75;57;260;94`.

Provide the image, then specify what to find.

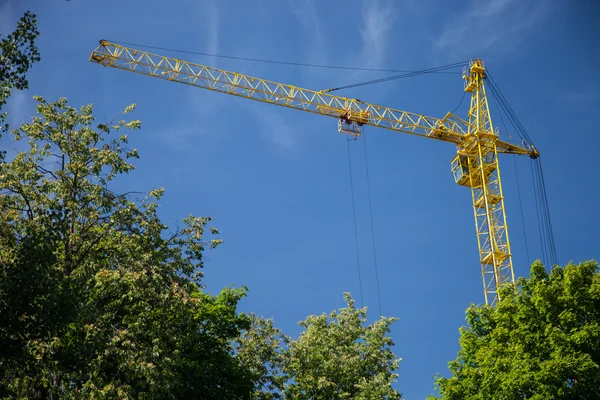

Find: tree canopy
429;260;600;400
236;293;402;399
0;96;255;398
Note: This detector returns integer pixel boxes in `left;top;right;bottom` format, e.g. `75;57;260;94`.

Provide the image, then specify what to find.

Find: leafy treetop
429;260;600;400
0;10;40;134
0;96;252;399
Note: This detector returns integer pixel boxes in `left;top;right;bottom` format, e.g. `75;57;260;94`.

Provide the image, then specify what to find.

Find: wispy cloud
203;0;219;58
238;100;299;151
159;0;221;150
286;0;333;89
287;0;397;94
186;0;225;138
287;0;327;67
272;0;398;147
561;90;598;107
341;0;398;100
358;0;397;70
436;0;551;57
2;91;34;161
6;90;31;127
289;0;397;79
167;0;398;151
253;109;298;150
153;124;213;151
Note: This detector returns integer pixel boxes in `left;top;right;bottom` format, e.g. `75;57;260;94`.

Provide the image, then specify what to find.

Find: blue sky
1;0;599;397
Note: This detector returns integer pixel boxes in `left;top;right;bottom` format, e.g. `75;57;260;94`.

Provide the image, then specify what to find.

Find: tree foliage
0;96;254;399
235;314;289;399
236;293;402;399
0;10;40;134
429;260;600;400
284;293;401;399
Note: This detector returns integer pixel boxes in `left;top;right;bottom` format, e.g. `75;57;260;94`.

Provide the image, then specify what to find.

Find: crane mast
89;41;539;305
457;60;520;305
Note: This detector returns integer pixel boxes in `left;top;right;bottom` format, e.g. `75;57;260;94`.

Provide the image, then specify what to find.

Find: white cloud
286;0;336;93
266;0;399;148
177;0;301;152
260;112;297;150
436;0;551;57
358;0;397;70
169;0;399;151
5;90;30;127
157;0;222;150
561;90;598;107
248;105;298;151
290;0;397;73
332;0;397;100
287;0;397;97
155;124;210;151
203;0;219;57
287;0;328;67
1;92;33;162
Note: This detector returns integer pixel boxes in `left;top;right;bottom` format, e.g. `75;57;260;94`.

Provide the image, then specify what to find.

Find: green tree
235;314;289;399
284;293;401;399
236;293;402;399
0;96;254;399
429;260;600;400
0;10;40;134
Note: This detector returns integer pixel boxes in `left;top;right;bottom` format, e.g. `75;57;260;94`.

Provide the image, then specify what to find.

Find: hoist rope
512;155;531;265
534;158;558;267
106;40;462;75
488;70;558;269
362;131;383;317
347;138;364;308
486;72;535;147
530;161;548;268
496;107;532;266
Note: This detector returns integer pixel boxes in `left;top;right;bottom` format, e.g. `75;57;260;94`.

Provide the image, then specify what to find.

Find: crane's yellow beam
90;40;531;157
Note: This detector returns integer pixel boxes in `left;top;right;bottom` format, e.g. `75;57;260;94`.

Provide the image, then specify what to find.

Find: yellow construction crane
89;40;539;306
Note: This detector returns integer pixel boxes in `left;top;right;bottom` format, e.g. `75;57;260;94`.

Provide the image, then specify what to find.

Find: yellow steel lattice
463;59;515;305
90;42;537;305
